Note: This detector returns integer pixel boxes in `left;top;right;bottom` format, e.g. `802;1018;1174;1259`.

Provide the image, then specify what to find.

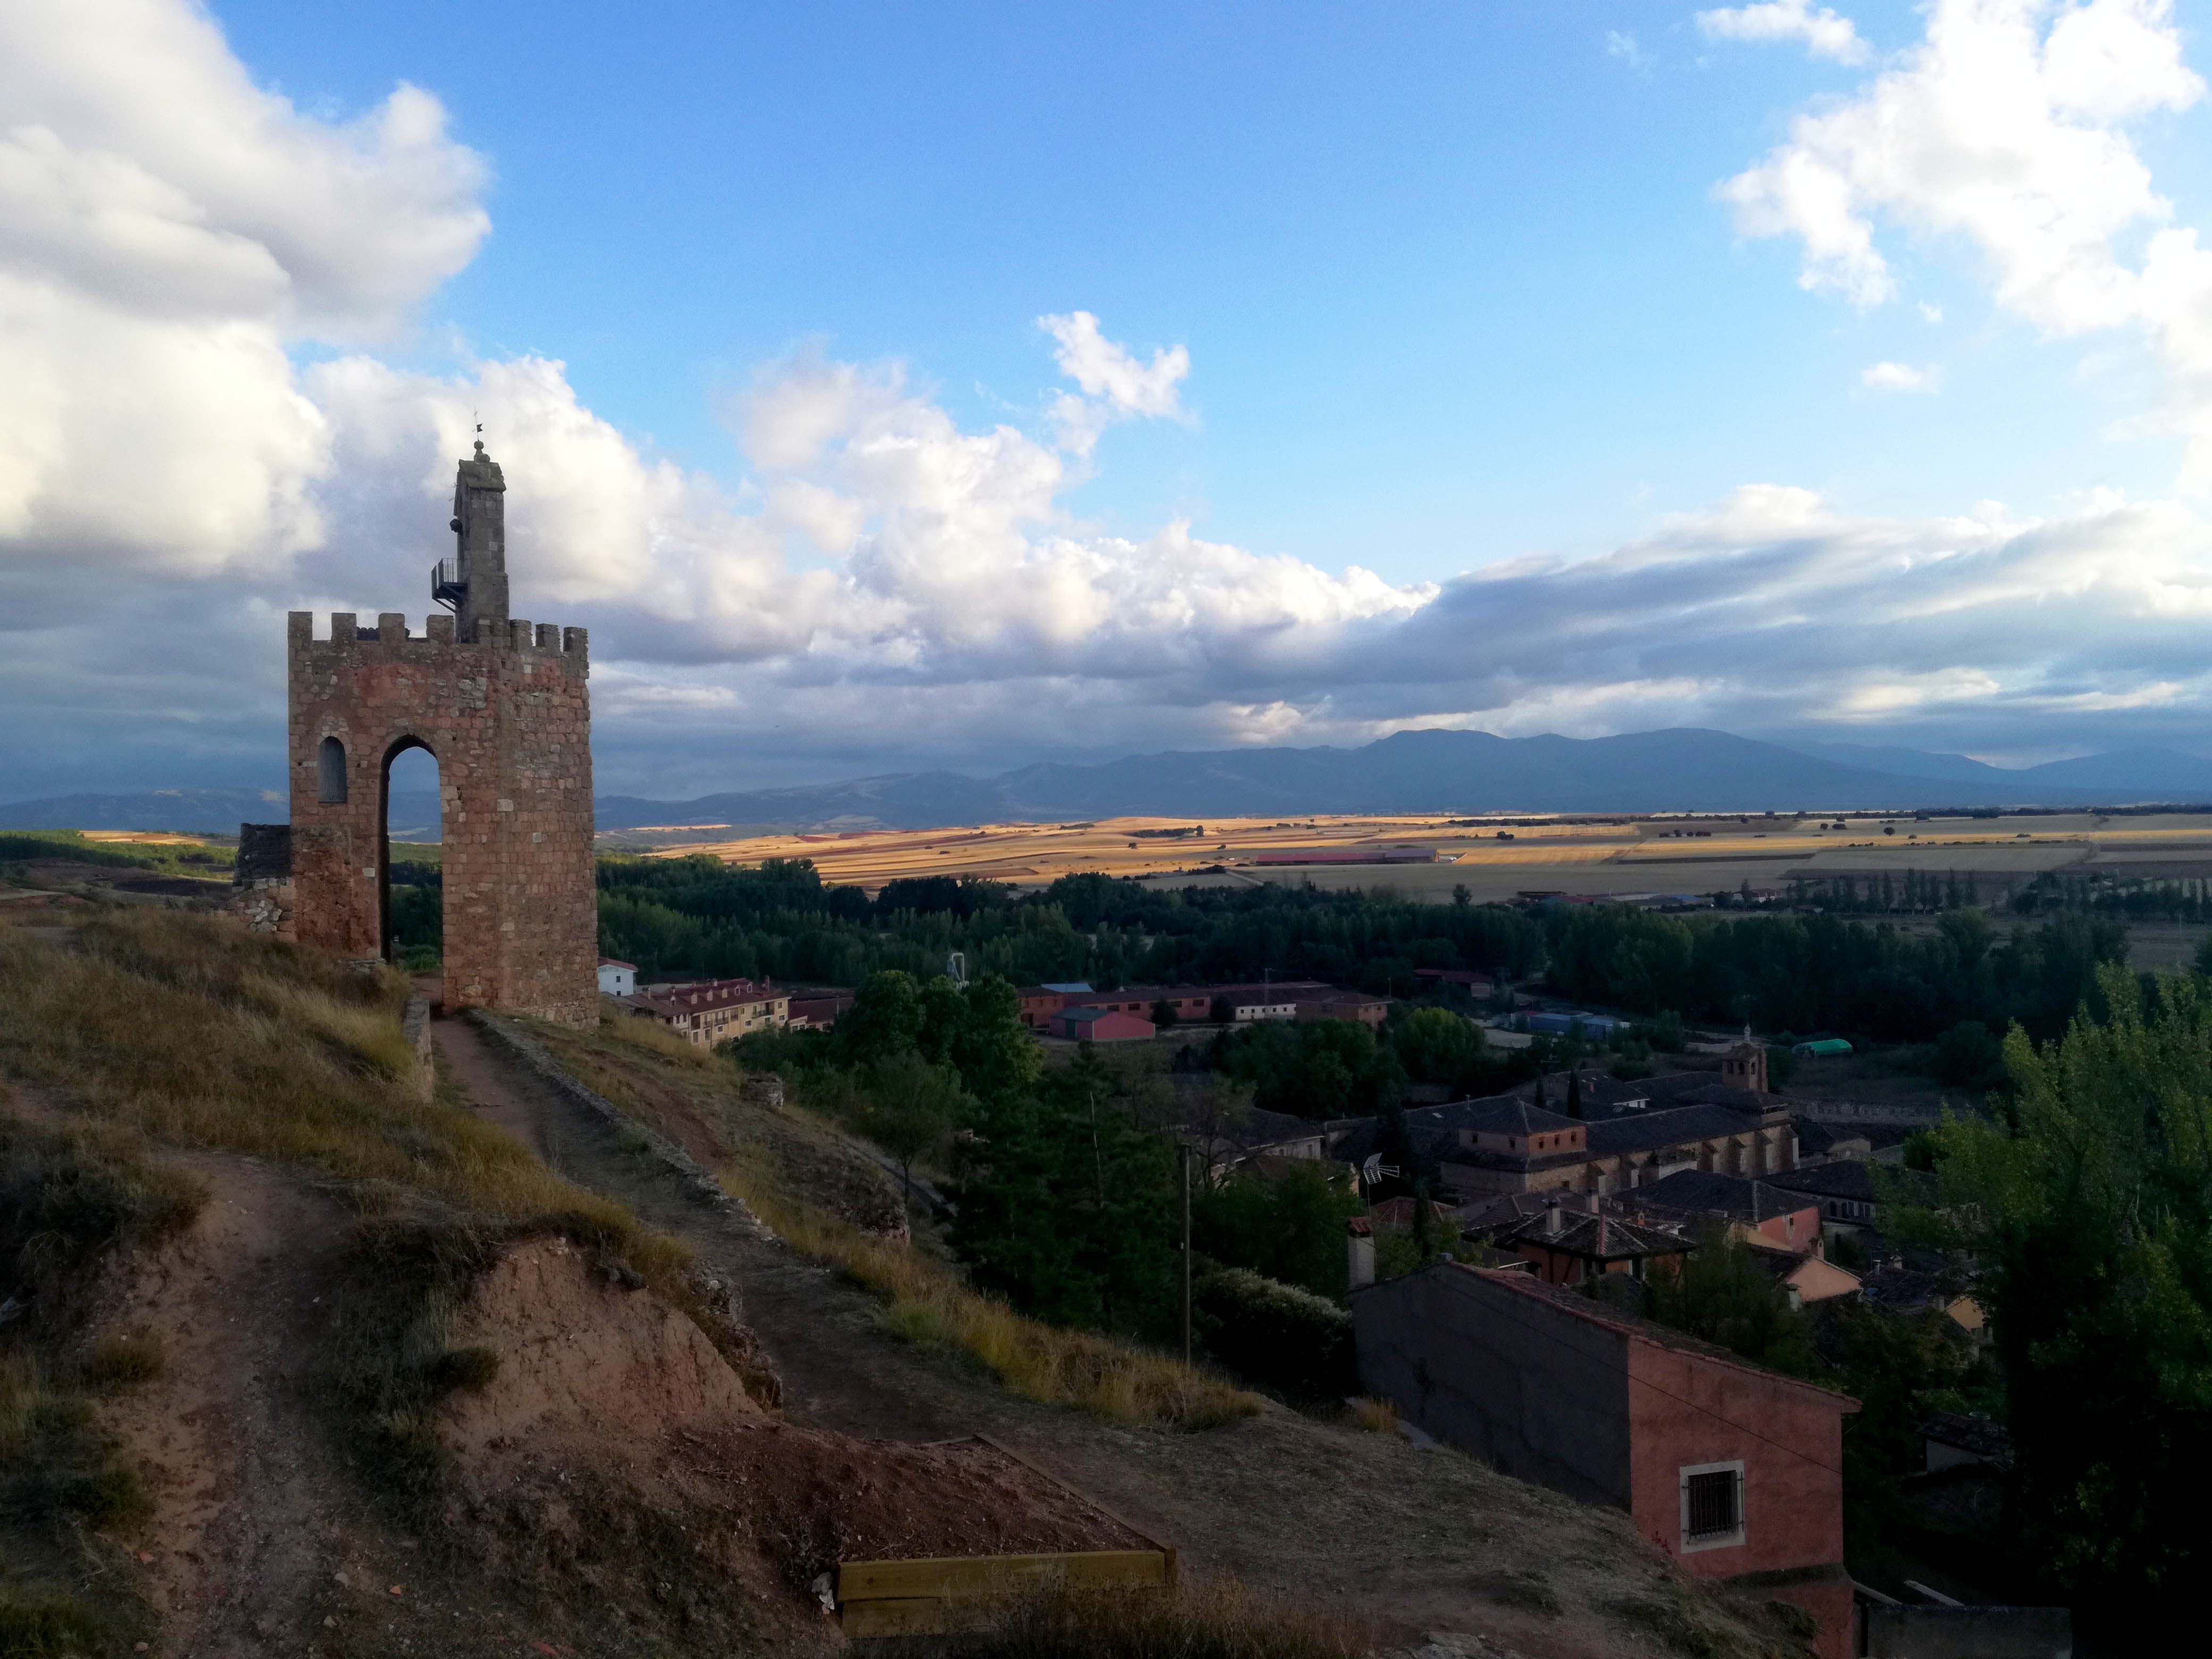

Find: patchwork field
621;809;2212;898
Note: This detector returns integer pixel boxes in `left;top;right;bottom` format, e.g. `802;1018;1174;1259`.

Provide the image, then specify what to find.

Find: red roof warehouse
1048;1007;1155;1042
1353;1262;1857;1657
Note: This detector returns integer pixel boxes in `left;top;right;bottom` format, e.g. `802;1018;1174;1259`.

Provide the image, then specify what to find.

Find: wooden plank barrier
834;1437;1178;1637
837;1549;1175;1636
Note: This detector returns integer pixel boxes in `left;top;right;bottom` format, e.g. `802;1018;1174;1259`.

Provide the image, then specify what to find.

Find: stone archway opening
380;738;443;975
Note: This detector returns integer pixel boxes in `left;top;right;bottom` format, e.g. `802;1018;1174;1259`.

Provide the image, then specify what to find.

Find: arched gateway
279;445;598;1026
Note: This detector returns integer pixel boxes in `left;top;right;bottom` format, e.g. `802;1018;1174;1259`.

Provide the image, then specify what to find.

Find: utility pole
1179;1141;1193;1366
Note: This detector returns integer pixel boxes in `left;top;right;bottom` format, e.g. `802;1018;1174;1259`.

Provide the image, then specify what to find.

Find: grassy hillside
0;910;1815;1659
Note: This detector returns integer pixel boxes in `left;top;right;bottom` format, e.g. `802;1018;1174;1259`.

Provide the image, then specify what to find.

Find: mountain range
13;728;2207;836
589;730;2212;830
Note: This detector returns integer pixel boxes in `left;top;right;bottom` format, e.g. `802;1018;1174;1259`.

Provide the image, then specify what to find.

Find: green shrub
0;1117;205;1325
425;1345;501;1393
0;1361;147;1528
0;1584;108;1658
78;1332;164;1388
1194;1267;1353;1400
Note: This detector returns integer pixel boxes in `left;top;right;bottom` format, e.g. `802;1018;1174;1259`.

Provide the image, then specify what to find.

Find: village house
1483;1195;1690;1285
1016;979;1377;1029
783;987;853;1030
1744;1241;1862;1309
1920;1411;2010;1474
596;958;636;996
622;977;789;1048
1764;1161;1937;1246
1295;990;1389;1027
1354;1263;1857;1658
1624;1169;1821;1254
1180;1104;1328;1174
1336;1077;1802;1203
1858;1264;1985;1342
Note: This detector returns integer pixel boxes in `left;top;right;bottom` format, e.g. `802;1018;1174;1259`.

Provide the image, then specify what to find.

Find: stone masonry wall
287;610;597;1026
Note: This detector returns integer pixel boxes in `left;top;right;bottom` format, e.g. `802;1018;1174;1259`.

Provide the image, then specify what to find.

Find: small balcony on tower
432;558;466;613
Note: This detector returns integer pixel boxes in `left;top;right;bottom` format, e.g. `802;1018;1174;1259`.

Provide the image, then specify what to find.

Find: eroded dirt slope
433;1013;1811;1659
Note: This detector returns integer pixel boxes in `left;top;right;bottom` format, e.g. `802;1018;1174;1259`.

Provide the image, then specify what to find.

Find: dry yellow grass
593;1004;724;1068
1346;1396;1399;1435
0;911;693;1294
718;1161;1260;1431
629;807;2212;895
74;832;218;848
636;813;1494;888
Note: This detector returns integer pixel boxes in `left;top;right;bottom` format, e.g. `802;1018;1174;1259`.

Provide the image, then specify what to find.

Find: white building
598;958;637;997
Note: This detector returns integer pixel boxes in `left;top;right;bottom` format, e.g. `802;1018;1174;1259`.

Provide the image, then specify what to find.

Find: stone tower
1720;1033;1769;1094
285;444;598;1025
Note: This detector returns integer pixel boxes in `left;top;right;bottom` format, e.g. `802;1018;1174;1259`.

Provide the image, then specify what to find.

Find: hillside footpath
432;1010;1808;1658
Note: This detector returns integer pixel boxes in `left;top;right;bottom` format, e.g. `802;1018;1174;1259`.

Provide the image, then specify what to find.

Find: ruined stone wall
230;823;296;940
287;609;596;1026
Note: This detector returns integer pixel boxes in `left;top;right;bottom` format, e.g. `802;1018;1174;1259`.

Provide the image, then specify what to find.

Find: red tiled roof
632;977;783;1016
1491;1209;1690;1261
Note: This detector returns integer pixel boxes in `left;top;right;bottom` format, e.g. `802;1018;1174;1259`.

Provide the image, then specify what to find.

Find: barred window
1679;1462;1745;1549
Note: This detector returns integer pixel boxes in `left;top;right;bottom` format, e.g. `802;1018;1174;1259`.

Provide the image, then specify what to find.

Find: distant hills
0;787;441;838
594;727;2212;831
10;728;2212;836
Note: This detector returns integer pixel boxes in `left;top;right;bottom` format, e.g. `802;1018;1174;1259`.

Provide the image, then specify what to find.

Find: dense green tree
853;1051;966;1205
950;1045;1179;1338
1543;904;2123;1046
915;975;968;1068
1393;1007;1482;1085
598;857;1547;990
1192;1160;1363;1300
387;883;441;959
1644;1225;1815;1376
1209;1018;1407;1120
840;970;924;1064
1912;965;2212;1622
1817;1298;1978;1550
948;974;1043;1103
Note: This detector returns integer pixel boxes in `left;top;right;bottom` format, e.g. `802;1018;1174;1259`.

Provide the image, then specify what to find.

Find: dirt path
429;1013;1715;1657
96;1154;358;1653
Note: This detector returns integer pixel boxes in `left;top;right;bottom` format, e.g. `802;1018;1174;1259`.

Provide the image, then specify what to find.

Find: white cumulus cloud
1861;359;1942;391
13;0;2212;800
1038;311;1191;456
1718;0;2212;480
1697;1;1871;65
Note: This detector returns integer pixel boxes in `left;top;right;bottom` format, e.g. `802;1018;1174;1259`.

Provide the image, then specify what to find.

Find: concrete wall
1351;1264;1631;1509
1863;1604;2071;1659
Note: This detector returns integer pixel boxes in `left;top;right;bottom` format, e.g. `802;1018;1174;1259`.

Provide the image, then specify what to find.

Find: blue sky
212;2;2203;558
215;0;2196;568
6;1;2212;799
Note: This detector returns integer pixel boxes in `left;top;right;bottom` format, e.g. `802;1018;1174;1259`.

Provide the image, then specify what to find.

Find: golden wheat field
614;809;2212;896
